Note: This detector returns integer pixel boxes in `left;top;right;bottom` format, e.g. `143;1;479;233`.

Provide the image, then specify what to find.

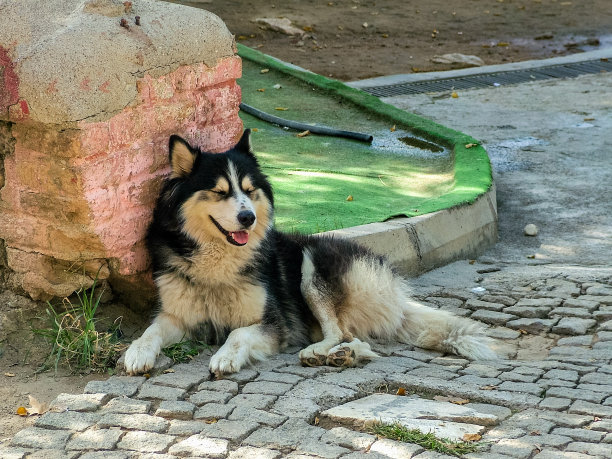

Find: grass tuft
33;279;125;373
369;422;480;457
162;339;209;363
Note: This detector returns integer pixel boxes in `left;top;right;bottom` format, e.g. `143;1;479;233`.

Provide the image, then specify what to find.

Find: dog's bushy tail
396;297;497;360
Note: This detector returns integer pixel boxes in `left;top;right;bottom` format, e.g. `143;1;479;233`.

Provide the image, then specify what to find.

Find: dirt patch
0;291;145;442
190;0;612;81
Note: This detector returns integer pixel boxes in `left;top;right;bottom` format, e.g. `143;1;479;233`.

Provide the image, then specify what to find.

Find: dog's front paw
209;348;243;378
299;343;329;367
124;338;159;375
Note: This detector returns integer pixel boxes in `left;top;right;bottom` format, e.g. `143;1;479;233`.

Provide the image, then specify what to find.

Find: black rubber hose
240;102;373;143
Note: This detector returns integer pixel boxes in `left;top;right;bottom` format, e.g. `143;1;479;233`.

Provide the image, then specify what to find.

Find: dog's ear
169;135;197;178
235;129;254;156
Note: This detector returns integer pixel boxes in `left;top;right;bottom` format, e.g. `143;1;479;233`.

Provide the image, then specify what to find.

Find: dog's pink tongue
231;231;249;245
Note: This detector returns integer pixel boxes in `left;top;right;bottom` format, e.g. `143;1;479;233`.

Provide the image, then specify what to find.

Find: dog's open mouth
209;216;249;246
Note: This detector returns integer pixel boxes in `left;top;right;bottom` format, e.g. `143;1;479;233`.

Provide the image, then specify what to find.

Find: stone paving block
272;396;320;422
471;310;517;325
557;336;595;346
503;410;555;433
155;400;196;419
0;447;30;459
539;397;572;411
297;439;351;458
367;438;425;458
66;428;124;450
533;450;601;459
226;393;278;410
320;426;376;450
49;393;111;412
536;411;594;429
507;318;558;333
101;397;151;414
597;331;612;341
393;349;441;361
229;406;287;427
256;371;303;385
465;403;512;421
504;305;551;318
565;441;612;456
286;379;357;409
598;319;612;331
315;368;387;391
580;372;611;385
543;369;580;382
486;327;522;340
321;394;493;441
188;390;234;406
430;356;470;367
465;299;507;312
552;427;605;442
34;411;100;431
484;426;526;441
136;382;187;401
546;387;606;403
480;294;517;306
489;437;537;458
563;298;600;311
576;382;612;394
568;400;612;417
363;356;423;373
167;419;209;435
10;427;71;449
407;366;458;381
592;339;612;349
79;452;129;459
117;431;176;453
511;366;545;377
25;451;79;459
197;379;239;394
148;370;207;390
498;371;539;383
193;402;235;421
84;376;146;397
590;419;612;431
242;381;294;396
454;375;501;386
227;446;282;459
586;286;612;296
243;418;325;451
522;433;572;447
551;307;592;318
539;379;576;390
498;381;543;395
198;419;260;441
598;364;612;374
223;368;259;383
552;318;597;335
516;298;563;308
98;413;169;432
275;365;328;378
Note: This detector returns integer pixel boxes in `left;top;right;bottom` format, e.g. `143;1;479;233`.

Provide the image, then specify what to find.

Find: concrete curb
347;48;612;89
324;185;497;276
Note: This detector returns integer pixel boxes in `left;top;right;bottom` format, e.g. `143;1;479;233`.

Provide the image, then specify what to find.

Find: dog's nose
237;210;256;227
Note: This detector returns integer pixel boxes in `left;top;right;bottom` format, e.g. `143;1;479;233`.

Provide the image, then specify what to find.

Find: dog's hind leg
209;323;279;377
298;251;377;367
124;312;186;374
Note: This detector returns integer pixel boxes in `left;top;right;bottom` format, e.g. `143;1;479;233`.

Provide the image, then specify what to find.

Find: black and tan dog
124;130;495;376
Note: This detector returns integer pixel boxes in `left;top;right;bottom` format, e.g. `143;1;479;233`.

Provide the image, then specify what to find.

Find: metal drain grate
360;59;612;97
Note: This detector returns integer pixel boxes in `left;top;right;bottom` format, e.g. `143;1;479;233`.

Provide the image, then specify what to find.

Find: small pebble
524;223;538;236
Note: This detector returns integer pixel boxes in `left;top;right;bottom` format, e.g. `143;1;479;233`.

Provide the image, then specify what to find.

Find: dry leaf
260;68;270;74
530;430;541;436
465;143;478;149
584;117;595;121
162;368;175;374
451;91;459;98
526;254;536;259
480;385;498;390
275;107;289;111
463;433;482;442
303;26;313;32
26;395;48;416
346;195;354;201
396;387;406;396
297;130;311;138
390;124;396;132
4;372;16;377
518;329;529;334
204;418;218;424
469;260;476;264
382;33;389;38
16;406;27;416
314;416;320;425
257;88;266;92
497;41;510;47
237;35;248;41
252;128;259;132
143;373;151;379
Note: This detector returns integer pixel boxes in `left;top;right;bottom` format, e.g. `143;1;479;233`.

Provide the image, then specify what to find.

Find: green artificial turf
237;44;492;234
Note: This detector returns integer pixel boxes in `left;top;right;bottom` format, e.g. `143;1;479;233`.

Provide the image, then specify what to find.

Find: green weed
369;422;480;457
33;280;125;373
162;339;209;363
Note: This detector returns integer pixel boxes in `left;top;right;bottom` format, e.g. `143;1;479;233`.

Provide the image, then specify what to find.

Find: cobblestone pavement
0;270;611;458
2;66;612;459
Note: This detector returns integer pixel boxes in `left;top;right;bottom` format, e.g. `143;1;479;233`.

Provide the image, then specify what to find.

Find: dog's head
161;130;274;249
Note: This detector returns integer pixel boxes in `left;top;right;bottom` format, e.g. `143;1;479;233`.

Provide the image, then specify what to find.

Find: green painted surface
238;44;492;233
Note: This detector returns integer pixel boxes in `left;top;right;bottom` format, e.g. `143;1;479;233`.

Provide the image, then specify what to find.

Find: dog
124;130;496;377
